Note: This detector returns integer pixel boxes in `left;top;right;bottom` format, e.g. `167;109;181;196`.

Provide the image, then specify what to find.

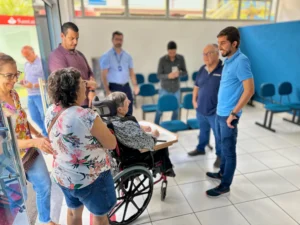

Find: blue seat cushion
287;103;300;110
160;120;189;132
180;87;193;93
187;118;199;129
265;104;291;112
141;104;157;112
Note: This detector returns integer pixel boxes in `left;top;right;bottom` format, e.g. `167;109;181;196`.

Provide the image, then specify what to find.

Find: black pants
109;83;133;116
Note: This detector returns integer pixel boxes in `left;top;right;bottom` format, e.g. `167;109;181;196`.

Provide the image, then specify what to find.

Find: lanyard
114;52;123;66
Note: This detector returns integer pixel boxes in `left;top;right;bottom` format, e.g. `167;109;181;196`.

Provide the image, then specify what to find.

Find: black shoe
165;168;176;177
214;156;221;168
206;172;222;180
188;150;205;156
206;185;230;197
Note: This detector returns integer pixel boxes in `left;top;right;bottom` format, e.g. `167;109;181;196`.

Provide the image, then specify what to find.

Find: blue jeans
196;112;221;156
216;115;239;188
26;151;52;223
28;95;47;136
154;89;180;124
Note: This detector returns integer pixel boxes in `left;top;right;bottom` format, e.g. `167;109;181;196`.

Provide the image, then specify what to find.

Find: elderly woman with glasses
0;53;58;225
107;91;176;177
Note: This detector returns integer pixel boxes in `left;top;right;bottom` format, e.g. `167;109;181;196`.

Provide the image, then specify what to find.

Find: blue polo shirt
217;49;253;117
195;60;223;116
100;48;133;84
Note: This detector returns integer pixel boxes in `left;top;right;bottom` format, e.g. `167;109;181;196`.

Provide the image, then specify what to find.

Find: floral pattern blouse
45;104;111;189
1;90;31;158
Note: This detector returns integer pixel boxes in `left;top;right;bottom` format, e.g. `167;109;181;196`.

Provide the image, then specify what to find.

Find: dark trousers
216;115;239;188
109;83;133;115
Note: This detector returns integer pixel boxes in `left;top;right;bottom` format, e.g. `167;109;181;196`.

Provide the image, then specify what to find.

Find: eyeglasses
203;51;218;57
0;71;21;80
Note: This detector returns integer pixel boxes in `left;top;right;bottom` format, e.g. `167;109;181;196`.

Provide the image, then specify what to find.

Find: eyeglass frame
0;71;22;80
202;51;219;57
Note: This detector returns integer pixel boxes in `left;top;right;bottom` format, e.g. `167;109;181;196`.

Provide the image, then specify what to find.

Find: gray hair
106;91;127;108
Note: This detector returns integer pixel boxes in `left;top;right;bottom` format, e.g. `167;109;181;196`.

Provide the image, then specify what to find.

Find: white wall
74;18;267;78
277;0;300;22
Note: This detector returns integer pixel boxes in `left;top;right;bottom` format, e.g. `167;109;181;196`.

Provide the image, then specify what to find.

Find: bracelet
89;90;95;92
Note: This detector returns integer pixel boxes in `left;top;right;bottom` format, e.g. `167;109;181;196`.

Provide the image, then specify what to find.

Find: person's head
203;44;219;67
167;41;177;59
61;22;79;51
106;92;130;117
0;53;20;93
21;45;36;63
217;26;240;57
112;31;123;49
47;67;86;108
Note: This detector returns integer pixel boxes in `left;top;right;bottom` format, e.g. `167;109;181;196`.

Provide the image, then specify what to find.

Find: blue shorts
58;170;117;216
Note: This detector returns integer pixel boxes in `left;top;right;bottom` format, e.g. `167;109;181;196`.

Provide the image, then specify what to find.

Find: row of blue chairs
255;82;300;132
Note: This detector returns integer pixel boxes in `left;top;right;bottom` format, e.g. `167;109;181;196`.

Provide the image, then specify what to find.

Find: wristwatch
89;90;95;92
230;110;238;117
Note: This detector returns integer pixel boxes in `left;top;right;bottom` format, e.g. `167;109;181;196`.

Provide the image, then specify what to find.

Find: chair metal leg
142;112;145;120
255;110;276;132
283;110;300;126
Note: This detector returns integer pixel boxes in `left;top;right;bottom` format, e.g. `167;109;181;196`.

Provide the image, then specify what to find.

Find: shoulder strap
47;107;68;135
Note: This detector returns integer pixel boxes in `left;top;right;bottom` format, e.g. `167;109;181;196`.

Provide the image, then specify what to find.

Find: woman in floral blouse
0;53;58;225
46;67;117;225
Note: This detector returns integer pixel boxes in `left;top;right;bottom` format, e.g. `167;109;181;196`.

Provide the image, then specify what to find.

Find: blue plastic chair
136;73;145;85
148;73;159;94
255;83;291;132
192;71;198;82
278;82;300;125
158;95;188;132
139;84;157;120
180;75;193;93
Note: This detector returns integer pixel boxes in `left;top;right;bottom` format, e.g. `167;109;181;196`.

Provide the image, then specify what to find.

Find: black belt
109;82;129;87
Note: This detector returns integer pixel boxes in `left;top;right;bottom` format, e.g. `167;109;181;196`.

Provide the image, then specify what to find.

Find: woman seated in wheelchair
106;91;176;177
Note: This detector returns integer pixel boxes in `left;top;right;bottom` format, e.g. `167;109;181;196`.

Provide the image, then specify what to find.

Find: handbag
22;123;39;172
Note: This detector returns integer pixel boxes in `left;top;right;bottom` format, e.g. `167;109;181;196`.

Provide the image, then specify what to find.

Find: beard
221;49;232;57
114;44;122;48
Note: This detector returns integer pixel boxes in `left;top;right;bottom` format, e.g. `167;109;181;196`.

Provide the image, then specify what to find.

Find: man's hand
105;89;111;96
168;71;179;79
22;81;33;89
227;114;237;129
192;100;198;109
88;91;96;108
152;129;160;138
133;85;140;95
86;77;97;89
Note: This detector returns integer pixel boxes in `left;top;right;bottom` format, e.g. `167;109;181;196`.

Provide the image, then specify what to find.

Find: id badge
118;66;122;71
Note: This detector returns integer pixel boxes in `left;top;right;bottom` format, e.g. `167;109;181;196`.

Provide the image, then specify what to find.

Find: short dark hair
217;26;240;48
112;31;123;39
167;41;177;50
61;22;79;35
0;53;16;72
48;67;81;108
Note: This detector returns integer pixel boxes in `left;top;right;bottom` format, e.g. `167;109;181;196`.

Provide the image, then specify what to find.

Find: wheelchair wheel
109;166;154;225
160;180;168;201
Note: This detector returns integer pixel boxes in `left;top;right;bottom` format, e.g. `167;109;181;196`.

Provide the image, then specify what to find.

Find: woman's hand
33;138;54;154
141;125;152;132
152;129;160;138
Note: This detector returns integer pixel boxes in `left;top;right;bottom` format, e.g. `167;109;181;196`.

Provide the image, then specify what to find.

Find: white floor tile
227;175;266;204
196;159;241;175
237;139;270;153
174;162;207;185
147;186;193;221
256;136;294;150
169;148;206;164
236;155;269;174
251;151;295;169
245;170;298;196
236;198;298;225
274;165;300;189
152;214;201;225
278;132;300;146
271;191;300;223
196;205;250;225
242;125;276;139
276;146;300;164
180;180;232;212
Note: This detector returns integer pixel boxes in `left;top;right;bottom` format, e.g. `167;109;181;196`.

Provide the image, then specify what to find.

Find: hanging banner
0;16;35;25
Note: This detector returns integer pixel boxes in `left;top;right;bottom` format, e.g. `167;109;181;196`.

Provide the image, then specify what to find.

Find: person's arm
48;52;68;73
114;121;155;151
227;58;255;128
193;86;199;109
100;55;110;95
129;68;140;95
157;57;176;80
179;56;188;77
28;122;43;137
91;116;117;149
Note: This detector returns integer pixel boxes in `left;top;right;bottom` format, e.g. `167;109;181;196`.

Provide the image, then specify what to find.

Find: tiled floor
43;101;300;225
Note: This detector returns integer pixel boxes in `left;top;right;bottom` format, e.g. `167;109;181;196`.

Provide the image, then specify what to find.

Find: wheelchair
93;98;170;225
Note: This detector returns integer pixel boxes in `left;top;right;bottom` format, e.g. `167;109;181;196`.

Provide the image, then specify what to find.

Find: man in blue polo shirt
206;27;254;197
100;31;139;115
188;44;222;168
